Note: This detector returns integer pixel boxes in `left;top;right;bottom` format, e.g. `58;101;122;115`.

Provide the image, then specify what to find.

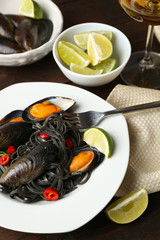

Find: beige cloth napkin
107;84;160;197
154;26;160;44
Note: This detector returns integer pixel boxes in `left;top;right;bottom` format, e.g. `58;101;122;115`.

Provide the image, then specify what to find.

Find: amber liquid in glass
118;0;160;25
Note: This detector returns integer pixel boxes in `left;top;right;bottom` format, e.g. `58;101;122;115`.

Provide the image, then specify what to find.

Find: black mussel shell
0;13;53;54
0;142;58;188
22;96;76;122
0;13;15;40
0;121;34;150
6;14;25;27
14;16;53;51
0;36;23;54
70;145;105;174
0;110;23;125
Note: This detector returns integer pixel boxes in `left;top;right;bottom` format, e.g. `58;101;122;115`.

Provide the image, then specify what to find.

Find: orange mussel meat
9;117;24;122
69;146;105;174
29;101;62;120
69;151;95;173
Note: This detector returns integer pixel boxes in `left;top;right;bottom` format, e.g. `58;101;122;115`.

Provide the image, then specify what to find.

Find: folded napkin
154;26;160;44
107;84;160;197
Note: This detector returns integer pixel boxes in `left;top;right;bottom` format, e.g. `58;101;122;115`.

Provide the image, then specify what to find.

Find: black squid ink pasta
0;113;96;203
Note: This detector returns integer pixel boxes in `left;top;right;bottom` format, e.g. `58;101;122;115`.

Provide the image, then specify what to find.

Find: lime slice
74;32;89;50
70;63;103;75
91;58;117;73
98;31;113;40
105;188;148;224
74;31;113;49
18;0;43;19
87;32;113;66
83;127;114;157
58;41;91;67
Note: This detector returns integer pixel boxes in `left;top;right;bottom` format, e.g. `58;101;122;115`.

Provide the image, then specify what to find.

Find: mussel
0;110;23;125
0;13;53;54
0;142;58;188
0;121;34;150
0;13;15;40
22;96;76;122
69;146;105;174
0;37;23;54
6;14;26;27
14;16;53;51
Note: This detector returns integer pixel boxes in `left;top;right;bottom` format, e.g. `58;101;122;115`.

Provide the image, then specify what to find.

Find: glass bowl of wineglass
118;0;160;88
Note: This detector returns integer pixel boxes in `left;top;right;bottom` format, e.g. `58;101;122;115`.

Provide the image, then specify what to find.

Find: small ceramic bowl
53;22;131;87
0;0;63;66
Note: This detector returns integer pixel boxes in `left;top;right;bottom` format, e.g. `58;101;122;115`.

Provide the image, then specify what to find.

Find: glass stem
139;25;154;69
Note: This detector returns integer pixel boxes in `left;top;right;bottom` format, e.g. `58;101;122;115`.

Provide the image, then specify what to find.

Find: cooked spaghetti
0;113;102;203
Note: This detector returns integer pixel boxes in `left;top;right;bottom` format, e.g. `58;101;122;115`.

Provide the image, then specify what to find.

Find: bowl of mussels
0;0;63;66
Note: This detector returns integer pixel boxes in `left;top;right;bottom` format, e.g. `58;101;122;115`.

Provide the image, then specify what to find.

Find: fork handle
104;100;160;116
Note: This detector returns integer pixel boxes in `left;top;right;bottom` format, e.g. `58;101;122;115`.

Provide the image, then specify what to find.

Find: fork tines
62;112;81;128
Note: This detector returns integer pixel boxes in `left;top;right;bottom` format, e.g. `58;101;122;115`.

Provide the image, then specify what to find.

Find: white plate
0;82;129;233
0;0;63;66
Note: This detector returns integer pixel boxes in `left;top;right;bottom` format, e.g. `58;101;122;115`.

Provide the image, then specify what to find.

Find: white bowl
53;22;131;87
0;0;63;66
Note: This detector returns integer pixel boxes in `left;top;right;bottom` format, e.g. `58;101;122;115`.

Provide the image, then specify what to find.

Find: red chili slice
43;188;59;201
0;155;10;166
7;145;15;155
40;133;50;140
65;138;73;149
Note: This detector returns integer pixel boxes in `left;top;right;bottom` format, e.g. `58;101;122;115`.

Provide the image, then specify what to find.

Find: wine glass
118;0;160;88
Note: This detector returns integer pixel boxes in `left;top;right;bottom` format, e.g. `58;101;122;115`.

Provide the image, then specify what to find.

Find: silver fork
62;100;160;129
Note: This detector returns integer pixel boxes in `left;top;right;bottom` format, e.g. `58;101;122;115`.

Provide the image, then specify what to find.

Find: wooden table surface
0;0;160;239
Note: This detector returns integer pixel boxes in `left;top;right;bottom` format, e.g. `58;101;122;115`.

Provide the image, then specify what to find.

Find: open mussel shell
0;110;23;125
22;96;76;122
69;145;105;174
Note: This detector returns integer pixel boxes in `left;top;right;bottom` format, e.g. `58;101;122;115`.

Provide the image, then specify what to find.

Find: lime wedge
98;31;113;40
18;0;43;19
105;188;148;224
83;127;114;157
87;32;113;66
70;63;103;75
74;32;89;50
91;58;117;73
74;31;113;49
58;41;91;67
